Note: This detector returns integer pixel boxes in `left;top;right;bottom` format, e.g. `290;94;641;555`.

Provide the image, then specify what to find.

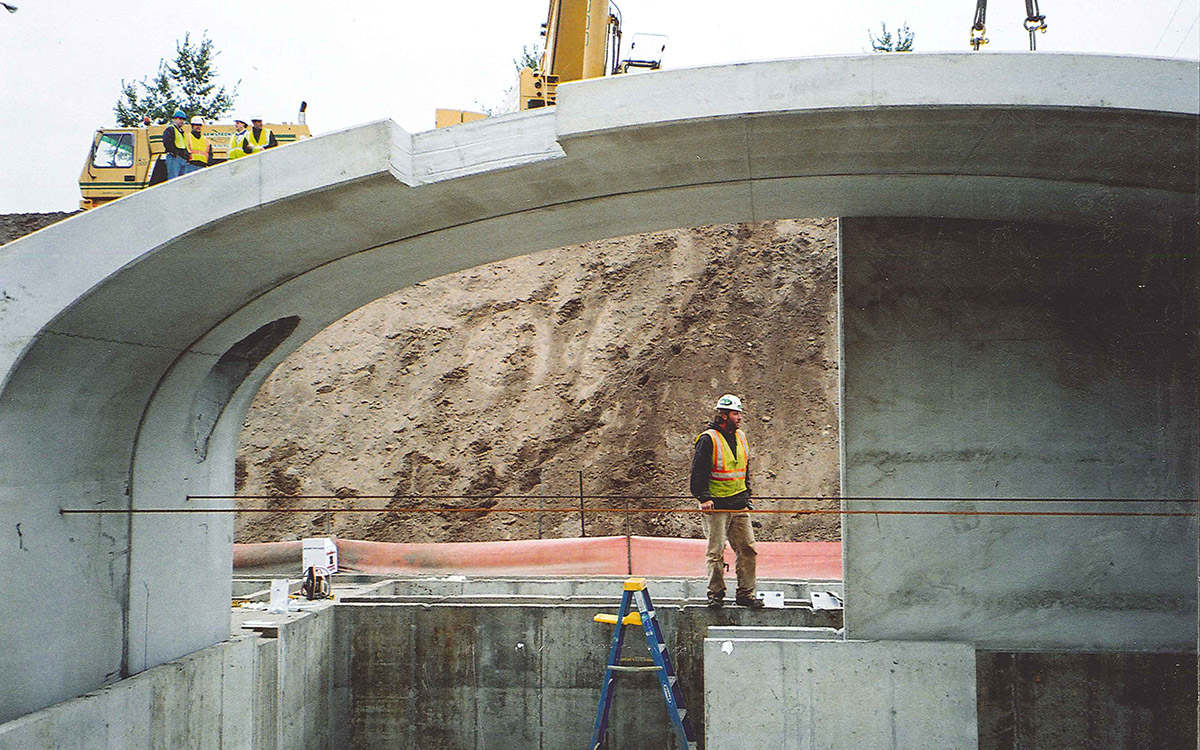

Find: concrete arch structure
1;53;1196;723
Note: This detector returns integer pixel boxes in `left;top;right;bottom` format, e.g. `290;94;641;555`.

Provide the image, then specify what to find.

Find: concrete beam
0;53;1195;722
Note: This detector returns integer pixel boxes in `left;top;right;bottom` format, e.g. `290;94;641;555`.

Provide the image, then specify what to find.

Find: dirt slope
0;212;77;245
235;219;841;544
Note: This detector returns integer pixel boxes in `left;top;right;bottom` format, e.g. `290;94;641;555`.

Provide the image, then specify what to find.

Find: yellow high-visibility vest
227;132;249;160
169;124;189;151
696;428;748;498
186;132;210;164
245;127;273;153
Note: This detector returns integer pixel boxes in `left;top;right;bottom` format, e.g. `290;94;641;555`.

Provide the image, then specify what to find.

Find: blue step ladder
590;577;698;750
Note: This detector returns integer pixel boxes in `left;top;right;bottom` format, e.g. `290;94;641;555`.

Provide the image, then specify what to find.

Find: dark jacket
162;123;189;159
251;127;279;149
690;419;751;509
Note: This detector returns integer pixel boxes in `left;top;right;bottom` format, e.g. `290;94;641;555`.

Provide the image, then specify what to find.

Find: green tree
114;32;238;126
515;43;542;72
868;22;915;53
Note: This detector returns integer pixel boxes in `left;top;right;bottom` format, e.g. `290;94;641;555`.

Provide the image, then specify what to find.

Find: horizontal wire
60;507;1197;518
198;494;1193;504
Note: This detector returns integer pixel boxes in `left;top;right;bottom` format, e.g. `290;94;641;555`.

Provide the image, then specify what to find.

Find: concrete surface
976;651;1197;749
0;600;341;750
339;599;837;749
839;218;1198;651
705;625;841;640
703;635;978;749
349;574;843;603
0;53;1196;722
0;636;259;750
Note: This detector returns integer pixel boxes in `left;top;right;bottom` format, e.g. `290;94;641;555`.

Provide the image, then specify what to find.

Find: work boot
707;593;725;608
735;594;765;609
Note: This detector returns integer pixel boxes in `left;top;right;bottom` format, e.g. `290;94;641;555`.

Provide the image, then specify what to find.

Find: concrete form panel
839;217;1198;651
1;54;1196;723
703;637;978;749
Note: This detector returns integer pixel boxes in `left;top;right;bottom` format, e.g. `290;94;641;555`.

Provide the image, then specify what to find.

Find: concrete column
839;217;1198;651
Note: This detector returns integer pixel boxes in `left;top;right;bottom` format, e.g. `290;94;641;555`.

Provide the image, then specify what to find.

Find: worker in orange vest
184;116;212;174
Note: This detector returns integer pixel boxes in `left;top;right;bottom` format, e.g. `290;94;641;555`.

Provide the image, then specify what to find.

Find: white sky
1;0;1197;213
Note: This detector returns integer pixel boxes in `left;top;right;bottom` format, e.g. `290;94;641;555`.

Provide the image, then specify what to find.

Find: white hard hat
190;116;204;125
715;394;743;412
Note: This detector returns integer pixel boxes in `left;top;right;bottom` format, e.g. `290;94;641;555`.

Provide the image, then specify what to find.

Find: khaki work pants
702;510;757;599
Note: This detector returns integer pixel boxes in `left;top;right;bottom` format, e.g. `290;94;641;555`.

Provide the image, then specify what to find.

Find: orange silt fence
233;536;842;579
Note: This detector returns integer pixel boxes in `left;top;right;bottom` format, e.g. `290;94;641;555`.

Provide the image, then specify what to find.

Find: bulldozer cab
79;128;156;209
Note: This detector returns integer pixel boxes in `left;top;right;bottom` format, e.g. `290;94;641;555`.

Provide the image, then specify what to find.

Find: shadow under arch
192;316;301;461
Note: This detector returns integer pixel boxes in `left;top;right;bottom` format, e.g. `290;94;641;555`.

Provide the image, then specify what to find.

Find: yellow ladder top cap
623;577;647;591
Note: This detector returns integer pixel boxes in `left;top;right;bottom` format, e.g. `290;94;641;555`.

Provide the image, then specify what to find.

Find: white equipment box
301;537;338;575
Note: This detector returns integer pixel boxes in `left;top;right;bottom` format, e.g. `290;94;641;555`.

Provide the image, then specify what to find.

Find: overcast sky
2;0;1197;213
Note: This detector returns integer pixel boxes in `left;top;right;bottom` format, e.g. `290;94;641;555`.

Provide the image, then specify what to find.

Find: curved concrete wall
1;53;1196;722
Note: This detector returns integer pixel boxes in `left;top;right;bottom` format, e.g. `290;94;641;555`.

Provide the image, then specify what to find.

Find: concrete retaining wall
338;600;840;749
839;217;1198;651
0;636;258;749
251;603;342;750
6;592;1191;747
0;602;341;750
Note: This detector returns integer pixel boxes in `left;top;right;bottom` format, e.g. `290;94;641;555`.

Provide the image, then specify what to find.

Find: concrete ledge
556;54;1200;135
706;626;842;640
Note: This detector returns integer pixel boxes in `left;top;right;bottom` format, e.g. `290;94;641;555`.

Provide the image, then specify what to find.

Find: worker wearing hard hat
244;117;278;156
162;109;191;180
184;116;213;173
227;119;251;160
690;394;764;609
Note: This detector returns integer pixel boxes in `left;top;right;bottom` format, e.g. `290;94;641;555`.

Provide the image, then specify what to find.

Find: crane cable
971;0;988;50
971;0;1048;51
1024;0;1048;50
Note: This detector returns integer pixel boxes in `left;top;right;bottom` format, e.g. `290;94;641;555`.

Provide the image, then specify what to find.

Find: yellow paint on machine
79;117;311;210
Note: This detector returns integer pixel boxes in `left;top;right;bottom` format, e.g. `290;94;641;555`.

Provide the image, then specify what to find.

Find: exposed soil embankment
0;212;78;245
236;219;841;544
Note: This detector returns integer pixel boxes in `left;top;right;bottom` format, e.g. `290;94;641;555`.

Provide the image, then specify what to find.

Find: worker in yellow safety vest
184;116;212;173
690;394;764;609
162;110;191;180
227;118;251;160
244;117;278;155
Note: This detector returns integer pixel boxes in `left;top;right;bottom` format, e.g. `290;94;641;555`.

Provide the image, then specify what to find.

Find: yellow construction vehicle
437;0;666;127
78;103;311;210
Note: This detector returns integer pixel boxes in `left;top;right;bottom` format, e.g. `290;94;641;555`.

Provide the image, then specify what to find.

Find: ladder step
591;578;694;750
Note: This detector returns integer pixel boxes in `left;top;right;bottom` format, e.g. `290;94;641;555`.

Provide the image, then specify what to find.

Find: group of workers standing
160;109;278;180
